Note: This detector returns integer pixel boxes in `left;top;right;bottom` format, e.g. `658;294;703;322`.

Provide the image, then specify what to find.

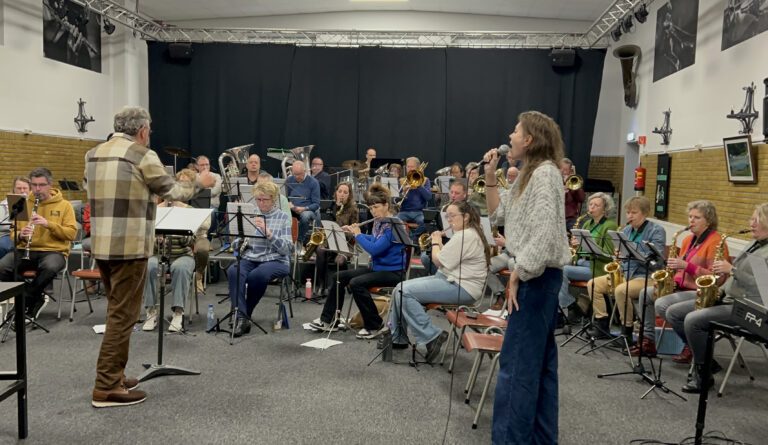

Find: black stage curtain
148;42;605;177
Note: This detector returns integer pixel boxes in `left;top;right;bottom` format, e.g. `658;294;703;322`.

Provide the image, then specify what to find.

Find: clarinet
22;196;41;260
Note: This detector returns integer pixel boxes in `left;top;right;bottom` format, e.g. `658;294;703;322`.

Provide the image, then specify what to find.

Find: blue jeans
396;210;425;242
295;209;321;244
389;273;475;346
557;260;592;308
419;252;437;275
143;255;194;310
492;267;560;445
0;235;10;260
227;259;289;319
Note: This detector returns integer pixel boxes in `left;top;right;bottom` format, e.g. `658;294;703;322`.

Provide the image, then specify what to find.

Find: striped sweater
84;134;198;260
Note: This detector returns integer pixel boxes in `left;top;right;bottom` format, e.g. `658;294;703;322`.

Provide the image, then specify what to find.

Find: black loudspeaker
763;77;767;140
168;42;193;60
550;49;576;68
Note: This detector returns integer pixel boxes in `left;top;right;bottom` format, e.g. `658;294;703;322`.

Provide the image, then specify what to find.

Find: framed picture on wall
723;135;757;183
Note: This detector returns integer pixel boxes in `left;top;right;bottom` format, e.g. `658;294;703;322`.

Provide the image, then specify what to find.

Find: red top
674;230;729;290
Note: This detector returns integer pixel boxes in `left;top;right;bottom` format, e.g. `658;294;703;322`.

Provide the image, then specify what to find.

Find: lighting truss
71;0;658;49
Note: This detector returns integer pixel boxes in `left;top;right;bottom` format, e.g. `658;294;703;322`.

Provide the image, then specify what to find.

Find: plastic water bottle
206;304;216;332
305;278;312;300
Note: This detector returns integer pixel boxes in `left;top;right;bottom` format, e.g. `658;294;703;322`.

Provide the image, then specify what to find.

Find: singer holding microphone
0;167;77;320
309;184;404;339
484;112;571;445
227;182;292;337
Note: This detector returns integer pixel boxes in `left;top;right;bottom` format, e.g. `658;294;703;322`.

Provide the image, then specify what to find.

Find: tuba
651;226;689;299
302;228;326;261
396;162;428;206
281;145;315;178
218;144;253;197
613;45;641;108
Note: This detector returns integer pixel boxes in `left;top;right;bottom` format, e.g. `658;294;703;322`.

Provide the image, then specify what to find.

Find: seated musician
421;182;473;274
384;201;489;361
558;192;618;322
257;172;290;213
309;184;404;339
310;157;331;200
285;160;321;245
449;162;465;179
0;176;31;259
561;158;585;231
365;147;377;173
506;166;519;185
586;196;666;339
313;182;358;297
660;204;768;393
388;163;402;179
396;157;432;243
227;182;292;337
142;170;211;332
465;162;480;185
194;155;222;210
242;154;266;185
629;201;725;357
0;167;77;320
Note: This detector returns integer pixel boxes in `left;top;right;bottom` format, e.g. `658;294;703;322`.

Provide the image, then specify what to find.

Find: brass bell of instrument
565;174;583;190
302;229;326;261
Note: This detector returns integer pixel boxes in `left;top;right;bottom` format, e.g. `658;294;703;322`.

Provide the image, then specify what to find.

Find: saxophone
603;225;624;295
693;230;742;309
651;226;689;299
336;201;345;220
569;213;589;261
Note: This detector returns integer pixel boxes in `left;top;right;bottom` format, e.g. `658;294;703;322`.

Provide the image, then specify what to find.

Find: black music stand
560;228;610;348
138;206;210;382
206;202;268;344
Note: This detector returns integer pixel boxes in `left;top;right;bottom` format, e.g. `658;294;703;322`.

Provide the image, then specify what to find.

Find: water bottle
305;278;312;300
206;304;216;332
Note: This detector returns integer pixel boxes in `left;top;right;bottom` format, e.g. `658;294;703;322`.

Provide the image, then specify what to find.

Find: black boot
587;317;611;339
682;364;714;394
566;303;583;325
621;326;635;348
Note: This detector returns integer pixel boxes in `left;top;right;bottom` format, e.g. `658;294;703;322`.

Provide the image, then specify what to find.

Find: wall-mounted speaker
168;43;193;60
550;49;576;68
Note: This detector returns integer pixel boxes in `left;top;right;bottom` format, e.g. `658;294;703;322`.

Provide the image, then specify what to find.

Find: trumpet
22;196;41;261
471;168;507;195
302;228;326;261
396;162;428;206
418;233;432;251
564;174;583;190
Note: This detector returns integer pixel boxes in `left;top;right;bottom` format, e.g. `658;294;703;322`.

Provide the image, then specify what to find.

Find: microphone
479;145;510;167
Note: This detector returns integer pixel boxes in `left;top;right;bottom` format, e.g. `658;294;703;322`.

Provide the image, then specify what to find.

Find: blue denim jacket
621;220;666;280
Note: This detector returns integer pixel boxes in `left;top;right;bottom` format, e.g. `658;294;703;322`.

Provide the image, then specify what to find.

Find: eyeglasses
445;213;462;220
255;197;273;203
30;182;50;188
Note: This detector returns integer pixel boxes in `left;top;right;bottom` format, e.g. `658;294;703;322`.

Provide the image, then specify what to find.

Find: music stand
379;178;400;198
138;206;211;382
315;221;354;346
560;228;611;348
206;202;268;344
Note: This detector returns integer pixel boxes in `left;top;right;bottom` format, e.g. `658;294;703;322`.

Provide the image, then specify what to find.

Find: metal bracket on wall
726;82;759;135
652;109;672;146
74;98;95;134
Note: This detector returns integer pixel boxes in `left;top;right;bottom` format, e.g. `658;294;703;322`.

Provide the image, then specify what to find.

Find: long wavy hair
448;200;491;266
515;111;565;196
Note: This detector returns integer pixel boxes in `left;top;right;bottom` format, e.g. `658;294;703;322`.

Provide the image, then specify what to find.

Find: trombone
471;168;508;195
395;162;428;206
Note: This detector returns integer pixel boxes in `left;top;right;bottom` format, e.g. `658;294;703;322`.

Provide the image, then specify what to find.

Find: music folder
155;207;212;236
571;229;611;260
607;230;648;262
5;194;29;221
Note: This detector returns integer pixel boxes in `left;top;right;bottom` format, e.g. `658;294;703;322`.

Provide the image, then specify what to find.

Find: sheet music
239;185;255;204
439;211;454;238
747;254;768;307
155;207;212;236
571;229;611;260
379;177;399;197
226;202;262;238
607;230;648;262
321;220;352;254
435;176;453;193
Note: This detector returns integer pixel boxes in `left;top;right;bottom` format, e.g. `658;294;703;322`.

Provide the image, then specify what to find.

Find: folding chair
462;326;505;429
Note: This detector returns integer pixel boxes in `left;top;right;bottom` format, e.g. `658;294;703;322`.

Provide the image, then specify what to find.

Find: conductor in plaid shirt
85;106;215;408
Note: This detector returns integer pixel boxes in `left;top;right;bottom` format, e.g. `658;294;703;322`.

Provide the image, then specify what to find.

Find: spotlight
611;27;622;42
634;3;649;23
621;15;634;34
103;17;116;35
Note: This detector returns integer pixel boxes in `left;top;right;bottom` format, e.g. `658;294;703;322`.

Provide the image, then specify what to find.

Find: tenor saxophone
603;225;624;295
651;226;689;299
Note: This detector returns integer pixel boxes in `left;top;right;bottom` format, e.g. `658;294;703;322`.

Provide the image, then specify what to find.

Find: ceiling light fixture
634;3;649;24
103;17;116;35
611;27;622;42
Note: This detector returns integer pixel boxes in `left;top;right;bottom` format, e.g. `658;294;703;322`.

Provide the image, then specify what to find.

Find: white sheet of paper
480;217;495;244
226;202;262;238
92;324;106;334
155;207;212;235
301;338;343;350
379;177;400;197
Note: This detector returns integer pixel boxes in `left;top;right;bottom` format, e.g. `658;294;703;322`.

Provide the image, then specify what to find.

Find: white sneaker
168;311;184;333
142;306;158;331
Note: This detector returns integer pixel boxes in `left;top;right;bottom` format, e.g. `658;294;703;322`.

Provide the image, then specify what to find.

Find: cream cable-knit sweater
489;160;571;281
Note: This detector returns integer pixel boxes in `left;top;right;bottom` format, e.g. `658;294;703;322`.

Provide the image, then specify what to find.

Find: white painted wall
592;0;768;161
169;11;591;33
0;0;148;138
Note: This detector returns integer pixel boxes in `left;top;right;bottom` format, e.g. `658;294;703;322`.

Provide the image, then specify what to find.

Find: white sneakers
142;306;158;331
142;306;184;332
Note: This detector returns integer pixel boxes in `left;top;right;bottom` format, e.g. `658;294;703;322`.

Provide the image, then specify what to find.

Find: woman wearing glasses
384;200;490;363
309;184;405;340
227;181;293;337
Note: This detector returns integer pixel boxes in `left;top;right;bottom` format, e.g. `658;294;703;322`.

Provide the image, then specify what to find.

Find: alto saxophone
569;213;589;262
335;201;344;219
651;226;689;298
22;196;41;261
694;232;729;310
603;225;624;295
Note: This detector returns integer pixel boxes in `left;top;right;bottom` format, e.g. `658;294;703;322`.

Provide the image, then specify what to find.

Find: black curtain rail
148;42;605;178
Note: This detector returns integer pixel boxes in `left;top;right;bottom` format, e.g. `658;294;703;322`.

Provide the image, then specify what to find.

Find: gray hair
113;106;151;136
588;192;615;217
29;167;53;185
405;157;420;166
754;203;768;229
687;200;718;231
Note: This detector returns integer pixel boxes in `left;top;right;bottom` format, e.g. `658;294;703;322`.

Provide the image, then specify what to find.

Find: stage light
611;27;622;42
621;15;633;34
634;3;649;24
103;17;116;35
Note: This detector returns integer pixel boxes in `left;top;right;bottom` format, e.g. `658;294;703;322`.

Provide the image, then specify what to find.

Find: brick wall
641;143;768;240
588;155;624;195
0;130;101;202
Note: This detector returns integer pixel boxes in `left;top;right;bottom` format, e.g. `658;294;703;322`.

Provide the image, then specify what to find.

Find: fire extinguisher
634;164;646;191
